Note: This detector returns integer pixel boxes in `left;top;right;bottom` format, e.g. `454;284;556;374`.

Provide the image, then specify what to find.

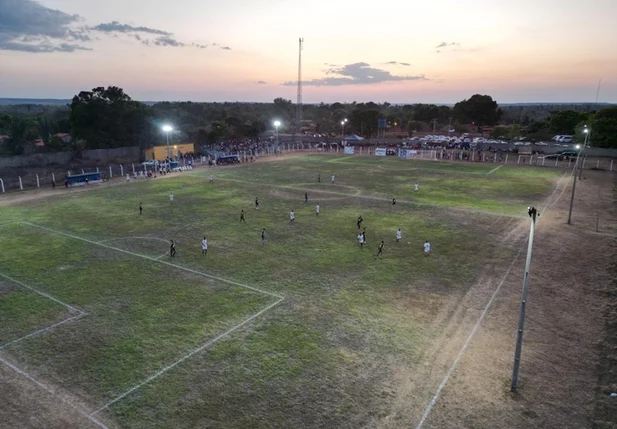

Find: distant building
53;133;72;143
34;139;45;147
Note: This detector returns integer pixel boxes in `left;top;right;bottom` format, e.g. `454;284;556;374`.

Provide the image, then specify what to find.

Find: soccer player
126;174;130;182
290;209;295;222
357;215;363;229
414;183;419;192
261;228;266;245
392;197;396;206
240;210;246;223
315;204;320;216
424;240;431;256
331;175;335;183
318;174;321;183
169;193;174;203
209;174;214;183
170;240;176;257
255;197;259;210
201;237;208;255
357;232;364;248
375;240;384;259
362;229;367;246
305;192;308;203
396;228;402;242
139;203;143;215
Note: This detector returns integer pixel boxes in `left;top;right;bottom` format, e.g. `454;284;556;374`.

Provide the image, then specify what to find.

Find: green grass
0;155;560;428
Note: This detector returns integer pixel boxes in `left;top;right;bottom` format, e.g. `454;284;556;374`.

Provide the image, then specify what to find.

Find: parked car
542;150;579;161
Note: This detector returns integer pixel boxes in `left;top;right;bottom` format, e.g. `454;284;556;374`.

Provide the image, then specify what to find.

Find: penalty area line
0;312;87;350
0;272;82;314
21;222;283;300
90;297;284;415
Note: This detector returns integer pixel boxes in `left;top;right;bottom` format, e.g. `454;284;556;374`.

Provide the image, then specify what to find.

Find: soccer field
0;154;565;429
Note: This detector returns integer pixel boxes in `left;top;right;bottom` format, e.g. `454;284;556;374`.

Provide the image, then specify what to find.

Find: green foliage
69;86;154;150
3;116;39;155
548;110;588;135
590;106;617;148
349;105;381;137
453;94;502;126
490;126;509;139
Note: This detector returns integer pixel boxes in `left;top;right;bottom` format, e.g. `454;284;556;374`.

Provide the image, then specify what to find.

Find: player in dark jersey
255;197;259;209
261;228;266;245
375;240;384;259
170;240;176;257
392;197;396;206
240;210;246;223
357;215;363;229
139;203;143;215
305;192;308;203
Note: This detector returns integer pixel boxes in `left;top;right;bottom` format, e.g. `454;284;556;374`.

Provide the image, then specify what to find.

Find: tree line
1;87;616;156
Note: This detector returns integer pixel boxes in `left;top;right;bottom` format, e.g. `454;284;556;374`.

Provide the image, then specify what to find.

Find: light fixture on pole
511;206;540;392
579;126;590;180
567;125;588;225
341;118;348;138
162;125;173;160
273;120;281;144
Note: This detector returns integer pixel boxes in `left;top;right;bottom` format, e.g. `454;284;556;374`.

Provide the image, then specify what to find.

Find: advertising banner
375;148;387;156
398;149;409;159
344;146;355;155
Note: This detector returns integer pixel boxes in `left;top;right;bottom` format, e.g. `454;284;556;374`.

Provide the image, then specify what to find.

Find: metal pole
511;207;538;392
579;131;589;179
166;131;170;160
567;149;583;225
110;166;113;178
611;160;614;171
0;178;4;193
36;174;40;188
120;165;124;176
505;154;508;164
19;176;23;190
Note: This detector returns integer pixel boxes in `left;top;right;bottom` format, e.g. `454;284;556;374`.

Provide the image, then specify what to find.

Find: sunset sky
1;0;616;103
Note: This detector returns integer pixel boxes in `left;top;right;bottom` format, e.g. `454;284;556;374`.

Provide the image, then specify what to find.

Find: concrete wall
0;147;140;169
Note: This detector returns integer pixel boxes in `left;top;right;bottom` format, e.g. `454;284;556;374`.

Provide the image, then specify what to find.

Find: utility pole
511;206;540;392
567;127;588;224
295;38;304;141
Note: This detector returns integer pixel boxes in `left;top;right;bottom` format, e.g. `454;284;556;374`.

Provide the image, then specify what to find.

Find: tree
349;108;380;138
69;86;152;150
525;120;551;142
490;127;510;139
548;110;588;135
3;116;39;155
453;94;501;126
590;106;617;148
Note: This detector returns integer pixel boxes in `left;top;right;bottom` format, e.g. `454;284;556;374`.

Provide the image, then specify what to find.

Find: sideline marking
98;236;170;244
90;297;284;415
415;166;571;428
0;312;86;350
23;222;283;300
487;165;503;175
0;355;110;429
0;272;81;313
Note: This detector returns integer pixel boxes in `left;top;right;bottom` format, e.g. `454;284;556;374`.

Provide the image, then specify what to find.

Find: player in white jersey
315;204;320;216
331;175;335;183
414;183;419;192
201;237;208;255
358;232;364;248
396;228;402;242
290;210;295;222
424;240;430;256
169;193;174;203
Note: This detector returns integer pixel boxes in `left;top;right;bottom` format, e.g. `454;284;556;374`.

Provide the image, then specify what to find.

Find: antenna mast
296;37;303;138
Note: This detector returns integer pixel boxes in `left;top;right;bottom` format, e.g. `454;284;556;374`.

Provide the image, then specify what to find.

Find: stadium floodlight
273;120;281;143
341;118;348;138
511;205;539;392
162;125;173;159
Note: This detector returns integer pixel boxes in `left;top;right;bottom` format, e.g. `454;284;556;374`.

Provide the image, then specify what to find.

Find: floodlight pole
511;206;538;393
166;131;171;160
567;130;588;224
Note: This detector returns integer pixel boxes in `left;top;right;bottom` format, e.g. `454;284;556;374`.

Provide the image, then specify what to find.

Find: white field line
487;165;503;175
415;244;525;429
0;355;110;429
0;272;81;313
0;312;87;350
91;297;284;415
217;178;525;219
98;236;170;244
22;222;283;300
415;167;571;429
155;253;168;260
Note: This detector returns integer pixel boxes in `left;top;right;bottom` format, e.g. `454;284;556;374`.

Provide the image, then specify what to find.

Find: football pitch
0;154;566;428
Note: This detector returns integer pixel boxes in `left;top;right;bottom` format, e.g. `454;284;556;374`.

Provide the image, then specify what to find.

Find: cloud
435;42;460;52
283;62;426;86
385;61;411;66
0;0;231;53
0;0;90;52
256;80;267;84
91;21;171;36
152;36;184;47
